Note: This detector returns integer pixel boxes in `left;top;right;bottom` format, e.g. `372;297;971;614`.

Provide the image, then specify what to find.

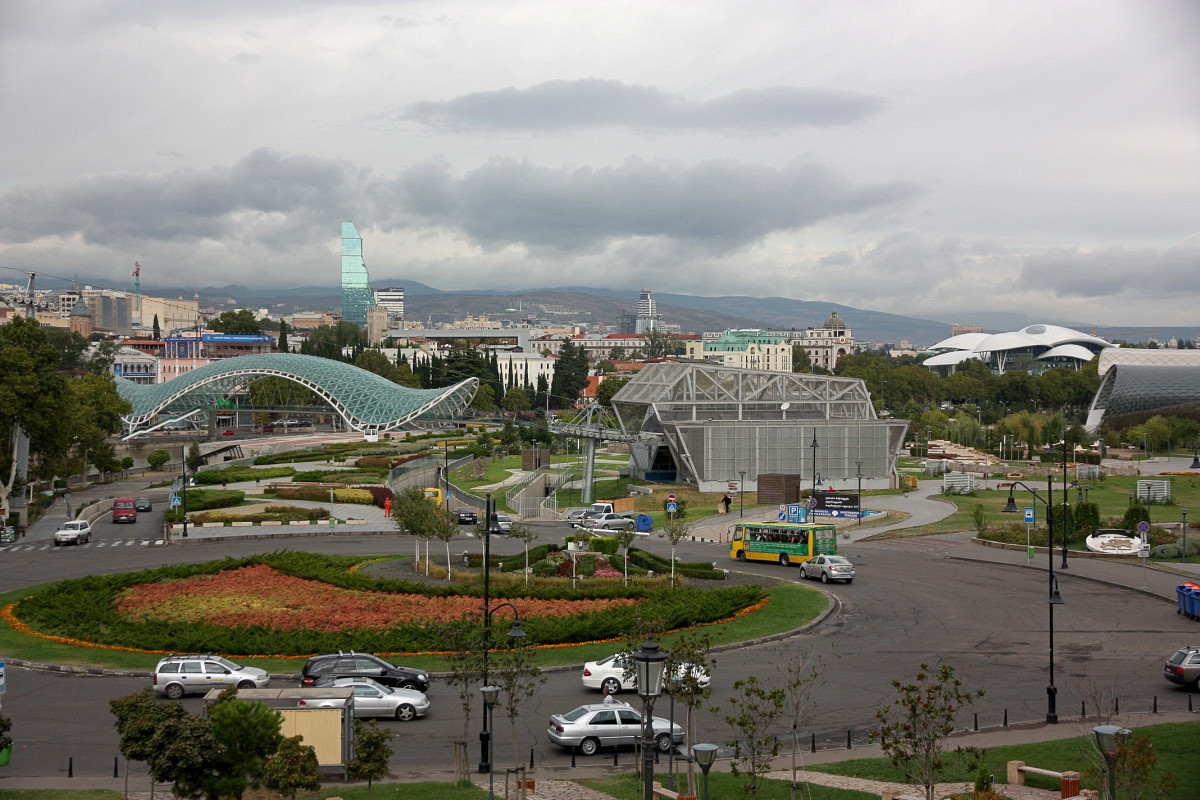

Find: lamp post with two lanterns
1001;476;1065;723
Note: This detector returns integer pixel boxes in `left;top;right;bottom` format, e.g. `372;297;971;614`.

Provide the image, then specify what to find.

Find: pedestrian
722;495;732;514
384;496;392;517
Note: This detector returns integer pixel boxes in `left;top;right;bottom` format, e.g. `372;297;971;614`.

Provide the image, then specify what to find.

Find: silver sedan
799;554;855;584
547;704;683;756
307;677;429;721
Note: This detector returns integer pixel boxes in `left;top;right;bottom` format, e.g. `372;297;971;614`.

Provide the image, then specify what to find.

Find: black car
134;497;153;512
453;506;478;525
300;651;430;692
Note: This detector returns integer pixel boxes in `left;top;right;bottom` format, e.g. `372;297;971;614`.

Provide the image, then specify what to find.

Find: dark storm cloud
392;156;914;250
0;150;364;248
0;149;912;256
1020;240;1200;298
400;79;883;131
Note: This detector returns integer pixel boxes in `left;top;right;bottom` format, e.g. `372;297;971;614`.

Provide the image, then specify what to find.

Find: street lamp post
1182;509;1189;565
738;471;746;518
180;446;189;538
1001;478;1063;723
478;495;525;774
481;685;500;799
692;743;718;800
809;429;820;496
1093;725;1130;800
632;638;669;800
854;460;863;527
1057;443;1070;569
665;675;681;790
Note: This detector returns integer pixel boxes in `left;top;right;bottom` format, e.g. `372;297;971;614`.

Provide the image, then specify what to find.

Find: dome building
922;324;1112;375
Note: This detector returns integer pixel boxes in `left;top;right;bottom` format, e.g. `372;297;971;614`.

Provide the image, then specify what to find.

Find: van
112;497;138;523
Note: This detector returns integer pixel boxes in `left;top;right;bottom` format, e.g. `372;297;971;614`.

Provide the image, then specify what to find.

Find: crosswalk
1;539;166;552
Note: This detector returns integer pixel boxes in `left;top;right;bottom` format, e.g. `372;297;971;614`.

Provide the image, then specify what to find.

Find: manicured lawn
0;784;492;800
0;569;823;675
586;771;874;800
808;720;1200;800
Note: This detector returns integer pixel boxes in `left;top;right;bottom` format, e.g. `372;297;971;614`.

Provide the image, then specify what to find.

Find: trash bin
635;513;653;533
1179;585;1192;617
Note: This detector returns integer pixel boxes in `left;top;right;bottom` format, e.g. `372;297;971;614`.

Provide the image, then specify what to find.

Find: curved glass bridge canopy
116;353;477;439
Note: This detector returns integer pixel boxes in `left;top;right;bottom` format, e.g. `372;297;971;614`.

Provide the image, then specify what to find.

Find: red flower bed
113;564;636;633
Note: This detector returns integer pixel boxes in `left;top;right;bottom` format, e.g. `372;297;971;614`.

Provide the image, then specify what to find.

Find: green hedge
12;552;761;655
164;489;245;522
627;547;726;580
193;466;296;485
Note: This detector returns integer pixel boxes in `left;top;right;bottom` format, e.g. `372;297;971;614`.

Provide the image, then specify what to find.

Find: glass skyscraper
341;222;374;328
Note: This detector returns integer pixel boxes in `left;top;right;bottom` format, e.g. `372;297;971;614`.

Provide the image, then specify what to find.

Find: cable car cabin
423;487;444;505
729;522;837;567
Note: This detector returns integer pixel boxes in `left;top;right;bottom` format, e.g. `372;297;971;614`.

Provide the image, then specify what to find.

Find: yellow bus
423;487;444;505
729;522;837;567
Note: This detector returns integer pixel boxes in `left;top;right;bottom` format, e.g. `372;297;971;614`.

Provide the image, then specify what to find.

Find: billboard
811;492;861;519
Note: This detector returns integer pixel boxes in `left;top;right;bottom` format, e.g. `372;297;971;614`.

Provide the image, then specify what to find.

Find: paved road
3;462;1198;788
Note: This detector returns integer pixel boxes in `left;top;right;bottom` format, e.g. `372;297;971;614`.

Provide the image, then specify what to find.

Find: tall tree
550;340;589;409
206;310;263;335
276;320;288;352
346;720;394;800
152;314;161;339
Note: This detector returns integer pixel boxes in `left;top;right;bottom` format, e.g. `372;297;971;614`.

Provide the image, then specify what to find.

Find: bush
358;485;395;509
589;536;619;555
1121;506;1151;530
164;490;245;522
333;488;374;505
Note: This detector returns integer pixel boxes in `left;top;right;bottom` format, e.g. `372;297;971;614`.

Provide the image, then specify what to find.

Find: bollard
1115;697;1120;714
571;746;577;768
530;747;535;769
114;757;119;778
846;730;852;750
1003;708;1008;727
973;712;978;732
1189;695;1193;713
1082;700;1086;718
1153;696;1158;714
810;731;816;753
68;757;73;778
613;746;618;767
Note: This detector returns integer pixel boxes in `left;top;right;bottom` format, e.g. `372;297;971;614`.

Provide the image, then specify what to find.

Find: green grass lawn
0;782;495;800
585;771;874;800
0;572;824;674
808;720;1200;800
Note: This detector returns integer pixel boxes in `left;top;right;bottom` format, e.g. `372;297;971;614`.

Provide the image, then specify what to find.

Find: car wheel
165;683;185;700
399;680;419;690
1192;676;1200;692
820;572;830;584
655;732;674;753
579;737;600;757
844;578;853;584
395;704;417;722
237;680;256;689
736;550;746;561
601;677;622;695
798;567;807;579
52;541;59;547
778;554;789;567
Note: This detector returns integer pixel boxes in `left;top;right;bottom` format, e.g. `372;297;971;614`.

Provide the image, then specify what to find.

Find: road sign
1138;545;1150;558
667;494;676;503
170;496;182;508
1024;507;1035;524
1136;521;1151;534
0;660;6;695
666;502;677;514
777;512;787;521
786;503;806;523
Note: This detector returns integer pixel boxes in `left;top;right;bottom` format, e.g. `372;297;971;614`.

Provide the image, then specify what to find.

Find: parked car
152;654;270;699
1164;645;1200;690
563;508;590;524
547;704;683;755
111;497;137;523
305;677;429;720
300;651;430;692
454;507;479;525
798;554;855;584
582;654;710;695
134;497;153;512
53;520;92;546
580;513;635;531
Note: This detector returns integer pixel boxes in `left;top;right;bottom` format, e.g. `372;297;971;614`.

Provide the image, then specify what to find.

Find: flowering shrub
10;552;764;656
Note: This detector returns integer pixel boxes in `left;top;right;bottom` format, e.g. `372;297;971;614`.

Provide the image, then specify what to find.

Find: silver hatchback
152;655;270;699
1164;646;1200;690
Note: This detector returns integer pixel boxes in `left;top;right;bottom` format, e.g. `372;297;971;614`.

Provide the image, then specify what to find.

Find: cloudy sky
1;0;1197;325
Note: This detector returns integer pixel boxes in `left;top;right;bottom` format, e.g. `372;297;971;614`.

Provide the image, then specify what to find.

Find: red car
222;429;235;436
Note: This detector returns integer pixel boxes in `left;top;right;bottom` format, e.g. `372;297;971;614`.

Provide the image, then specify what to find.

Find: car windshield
214;656;242;671
561;706;592;722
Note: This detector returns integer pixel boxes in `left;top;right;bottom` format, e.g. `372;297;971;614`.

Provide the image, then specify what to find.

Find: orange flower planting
114;564;637;633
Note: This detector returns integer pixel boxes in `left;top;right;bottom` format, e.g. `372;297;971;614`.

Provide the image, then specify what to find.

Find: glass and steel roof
116;352;476;437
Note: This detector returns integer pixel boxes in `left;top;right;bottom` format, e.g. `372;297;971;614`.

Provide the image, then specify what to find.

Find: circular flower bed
8;551;765;657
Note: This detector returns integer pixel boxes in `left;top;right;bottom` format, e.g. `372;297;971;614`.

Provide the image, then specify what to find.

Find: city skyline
1;1;1197;325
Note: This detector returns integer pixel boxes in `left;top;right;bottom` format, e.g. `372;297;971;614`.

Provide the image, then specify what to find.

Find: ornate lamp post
855;460;863;526
1093;724;1130;800
632;638;669;800
1001;476;1064;723
738;471;746;518
692;743;718;800
809;429;820;496
478;495;525;774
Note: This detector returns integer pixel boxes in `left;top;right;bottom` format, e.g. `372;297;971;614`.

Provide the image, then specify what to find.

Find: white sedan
582;654;711;695
304;677;429;721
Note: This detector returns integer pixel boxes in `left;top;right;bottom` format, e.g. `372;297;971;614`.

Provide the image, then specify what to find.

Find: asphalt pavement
4;455;1198;796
